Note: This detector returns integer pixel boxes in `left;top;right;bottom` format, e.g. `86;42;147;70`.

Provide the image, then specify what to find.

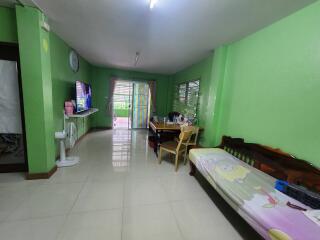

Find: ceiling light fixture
134;52;140;66
149;0;159;9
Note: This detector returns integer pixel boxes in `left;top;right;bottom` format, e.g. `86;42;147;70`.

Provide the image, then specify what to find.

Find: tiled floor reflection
113;117;131;129
112;130;132;171
0;129;243;240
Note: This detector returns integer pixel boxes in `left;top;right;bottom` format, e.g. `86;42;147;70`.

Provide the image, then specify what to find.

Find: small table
149;122;181;157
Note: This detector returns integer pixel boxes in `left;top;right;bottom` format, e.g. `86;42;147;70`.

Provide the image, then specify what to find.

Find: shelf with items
67;108;98;118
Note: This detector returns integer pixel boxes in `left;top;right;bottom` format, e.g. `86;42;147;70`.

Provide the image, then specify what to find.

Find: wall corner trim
26;164;57;180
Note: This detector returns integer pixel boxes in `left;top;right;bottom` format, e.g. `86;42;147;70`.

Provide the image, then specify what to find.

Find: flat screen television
75;80;92;113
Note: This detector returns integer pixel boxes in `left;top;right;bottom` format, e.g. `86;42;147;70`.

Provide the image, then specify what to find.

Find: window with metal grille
172;79;200;119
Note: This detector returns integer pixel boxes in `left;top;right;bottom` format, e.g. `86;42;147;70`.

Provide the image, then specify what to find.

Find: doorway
0;43;27;172
112;80;150;129
113;81;133;129
131;82;151;128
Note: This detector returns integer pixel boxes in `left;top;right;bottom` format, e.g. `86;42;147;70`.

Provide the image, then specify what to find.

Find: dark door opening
0;43;28;173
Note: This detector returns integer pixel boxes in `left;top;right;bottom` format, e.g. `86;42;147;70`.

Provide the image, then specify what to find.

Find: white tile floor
0;129;243;240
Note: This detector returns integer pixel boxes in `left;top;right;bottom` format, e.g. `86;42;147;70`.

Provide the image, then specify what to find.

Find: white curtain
0;60;22;134
148;80;156;114
107;77;116;117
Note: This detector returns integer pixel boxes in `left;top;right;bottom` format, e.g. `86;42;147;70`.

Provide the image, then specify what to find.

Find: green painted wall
90;66;171;128
50;32;92;155
8;0;320;172
203;47;228;147
172;55;213;125
16;6;56;173
215;1;320;167
171;54;215;145
0;7;17;43
172;2;320;167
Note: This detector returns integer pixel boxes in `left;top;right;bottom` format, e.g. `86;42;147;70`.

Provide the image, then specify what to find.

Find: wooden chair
181;126;199;164
158;128;193;171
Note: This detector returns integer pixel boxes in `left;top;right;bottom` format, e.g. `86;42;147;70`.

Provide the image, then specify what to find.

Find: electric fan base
56;157;79;167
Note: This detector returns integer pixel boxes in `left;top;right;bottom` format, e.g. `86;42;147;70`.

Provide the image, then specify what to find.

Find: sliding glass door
113;81;133;129
112;80;150;129
131;82;150;129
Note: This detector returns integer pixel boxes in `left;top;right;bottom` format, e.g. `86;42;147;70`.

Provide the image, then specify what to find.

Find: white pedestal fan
55;112;79;167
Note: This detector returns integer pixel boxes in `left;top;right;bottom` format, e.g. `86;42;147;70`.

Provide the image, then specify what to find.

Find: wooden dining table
149;121;182;157
149;121;182;132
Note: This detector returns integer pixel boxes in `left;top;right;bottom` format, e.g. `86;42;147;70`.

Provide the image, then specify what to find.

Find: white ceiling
1;0;316;74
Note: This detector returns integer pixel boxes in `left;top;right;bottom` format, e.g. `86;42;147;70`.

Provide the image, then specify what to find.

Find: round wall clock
69;50;79;72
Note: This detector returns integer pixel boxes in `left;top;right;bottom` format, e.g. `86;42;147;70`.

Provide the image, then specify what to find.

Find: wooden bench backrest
218;136;320;192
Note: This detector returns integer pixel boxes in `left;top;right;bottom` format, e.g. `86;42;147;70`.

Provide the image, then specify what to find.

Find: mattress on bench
189;148;320;240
